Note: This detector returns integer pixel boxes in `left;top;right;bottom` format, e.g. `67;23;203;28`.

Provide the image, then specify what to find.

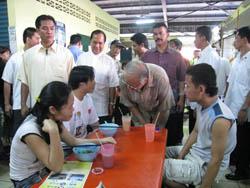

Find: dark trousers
230;121;250;176
12;110;25;137
165;112;184;146
112;96;130;126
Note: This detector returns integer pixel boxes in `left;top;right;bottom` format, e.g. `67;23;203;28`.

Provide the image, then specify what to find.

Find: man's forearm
178;81;185;97
178;127;197;159
109;87;116;104
154;111;169;128
201;159;221;188
4;82;11;106
241;91;250;110
129;106;145;124
21;83;29;107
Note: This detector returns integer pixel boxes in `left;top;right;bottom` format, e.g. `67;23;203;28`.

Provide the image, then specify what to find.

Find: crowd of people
0;13;249;188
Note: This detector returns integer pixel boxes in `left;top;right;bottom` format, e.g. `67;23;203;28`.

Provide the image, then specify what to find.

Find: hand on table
100;137;117;144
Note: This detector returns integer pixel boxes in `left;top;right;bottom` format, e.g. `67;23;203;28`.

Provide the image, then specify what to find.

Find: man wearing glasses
120;60;175;128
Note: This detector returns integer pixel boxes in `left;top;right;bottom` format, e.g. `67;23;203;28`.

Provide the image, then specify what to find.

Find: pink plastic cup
101;143;115;168
144;123;156;142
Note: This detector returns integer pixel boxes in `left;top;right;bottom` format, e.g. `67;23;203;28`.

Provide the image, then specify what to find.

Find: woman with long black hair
9;81;115;187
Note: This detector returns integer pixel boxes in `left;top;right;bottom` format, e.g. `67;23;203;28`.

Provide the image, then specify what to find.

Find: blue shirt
69;45;82;63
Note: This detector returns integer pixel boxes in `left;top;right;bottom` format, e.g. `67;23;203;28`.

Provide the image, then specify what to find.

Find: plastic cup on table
122;115;131;132
144;123;156;142
101;143;115;168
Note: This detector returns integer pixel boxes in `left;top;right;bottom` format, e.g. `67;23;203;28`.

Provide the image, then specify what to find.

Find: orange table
84;127;167;188
35;127;167;188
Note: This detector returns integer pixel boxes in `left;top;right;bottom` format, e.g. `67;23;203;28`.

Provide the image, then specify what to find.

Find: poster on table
40;161;92;188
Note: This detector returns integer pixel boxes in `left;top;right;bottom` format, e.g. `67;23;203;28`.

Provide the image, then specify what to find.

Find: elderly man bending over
120;60;175;128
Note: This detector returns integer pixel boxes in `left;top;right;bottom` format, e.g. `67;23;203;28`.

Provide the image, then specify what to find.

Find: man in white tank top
163;64;236;188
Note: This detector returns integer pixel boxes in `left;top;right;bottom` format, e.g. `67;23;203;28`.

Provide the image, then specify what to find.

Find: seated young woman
9;81;116;188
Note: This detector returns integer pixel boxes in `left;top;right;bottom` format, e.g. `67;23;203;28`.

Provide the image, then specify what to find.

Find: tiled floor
0;161;13;188
0;120;249;188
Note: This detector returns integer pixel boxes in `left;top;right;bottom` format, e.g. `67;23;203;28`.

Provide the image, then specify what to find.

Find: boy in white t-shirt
63;66;99;138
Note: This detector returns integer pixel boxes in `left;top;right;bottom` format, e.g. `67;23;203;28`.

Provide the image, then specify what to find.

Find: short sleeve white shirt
2;51;31;109
225;52;250;117
63;94;99;138
77;50;119;116
217;57;231;96
19;42;74;107
197;45;221;77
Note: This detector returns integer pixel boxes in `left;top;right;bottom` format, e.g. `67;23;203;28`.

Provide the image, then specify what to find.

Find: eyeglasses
121;78;142;92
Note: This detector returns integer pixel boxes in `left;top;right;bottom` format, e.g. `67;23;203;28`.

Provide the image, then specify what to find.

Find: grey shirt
120;63;175;126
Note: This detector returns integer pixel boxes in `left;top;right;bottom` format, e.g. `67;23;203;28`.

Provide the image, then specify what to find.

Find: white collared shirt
217;57;231;96
225;51;250;118
77;50;119;116
197;45;221;77
2;51;31;109
19;42;74;107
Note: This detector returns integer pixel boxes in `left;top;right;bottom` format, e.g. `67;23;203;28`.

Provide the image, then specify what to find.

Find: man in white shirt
217;57;231;99
2;27;40;137
225;26;250;181
63;66;99;138
77;30;119;124
194;26;220;79
188;26;221;133
19;14;74;117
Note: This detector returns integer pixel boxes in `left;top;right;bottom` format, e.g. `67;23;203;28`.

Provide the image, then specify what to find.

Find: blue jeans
11;168;49;188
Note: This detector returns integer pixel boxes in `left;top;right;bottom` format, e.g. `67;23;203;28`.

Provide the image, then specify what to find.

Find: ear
49;106;57;115
26;37;30;44
79;82;86;88
199;85;206;94
166;32;169;38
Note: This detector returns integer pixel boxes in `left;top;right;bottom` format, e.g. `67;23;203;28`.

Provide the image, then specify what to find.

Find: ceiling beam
161;0;168;26
97;1;241;11
119;16;227;24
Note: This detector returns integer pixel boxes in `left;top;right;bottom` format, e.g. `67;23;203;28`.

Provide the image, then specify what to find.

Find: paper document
40;161;92;188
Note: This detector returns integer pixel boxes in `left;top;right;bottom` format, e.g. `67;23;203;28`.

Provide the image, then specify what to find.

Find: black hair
90;30;106;42
70;34;82;45
23;27;37;44
186;63;218;97
196;26;212;43
68;66;95;90
0;46;10;54
35;14;56;29
236;26;250;43
31;81;72;144
153;22;168;31
130;33;149;49
169;38;182;50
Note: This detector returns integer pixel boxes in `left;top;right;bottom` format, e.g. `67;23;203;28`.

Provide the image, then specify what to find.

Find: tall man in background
19;14;74;116
225;26;250;181
142;23;187;146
